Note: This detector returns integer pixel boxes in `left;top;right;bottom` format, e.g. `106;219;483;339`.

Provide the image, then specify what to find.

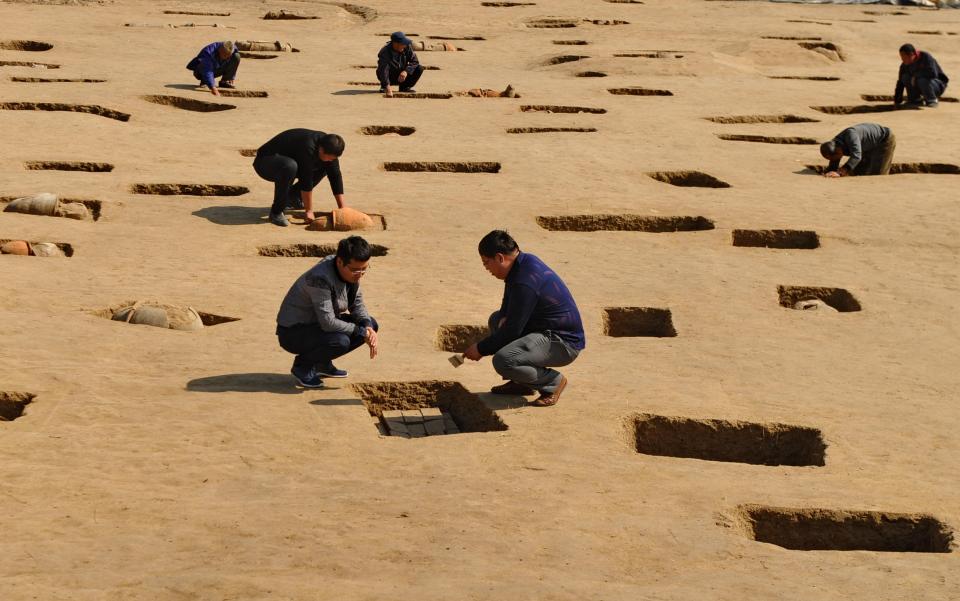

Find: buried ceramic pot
4;193;58;216
29;242;64;257
0;240;31;255
332;207;374;231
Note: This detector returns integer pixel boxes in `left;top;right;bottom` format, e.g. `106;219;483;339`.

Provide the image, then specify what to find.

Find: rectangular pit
521;104;606;114
354;381;507;437
0;239;74;257
778;286;861;312
24;161;114;172
647;170;730;188
716;134;818;145
435;324;489;352
382;162;500;173
705;114;819;124
0;391;35;421
603;307;677;337
732;229;820;249
258;243;388;257
537;214;714;232
625;413;825;466
130;183;249;196
737;505;954;552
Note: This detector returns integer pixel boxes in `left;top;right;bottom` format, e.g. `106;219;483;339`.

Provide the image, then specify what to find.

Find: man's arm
306;278;362;335
840;131;862;174
894;66;905;105
349;286;373;328
476;284;538;356
406;48;420;70
326;160;345;207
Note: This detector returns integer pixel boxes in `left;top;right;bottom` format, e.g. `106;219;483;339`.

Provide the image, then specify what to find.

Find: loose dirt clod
434;325;489;352
537;214;715;232
0;391;35;421
735;505;954;552
507;127;597;133
576;71;607;77
716;134;818;145
543;55;589;65
608;87;673;96
603;307;677;337
258;243;389;258
360;125;416;135
142;95;236;112
706;114;818;124
10;77;106;82
354;380;507;436
0;101;128;122
777;286;861;312
0;60;59;68
24;161;114;172
732;229;820;249
521;104;606;114
130;183;249;196
647;170;730;188
382;162;500;173
0;40;53;51
798;42;845;61
624;413;826;466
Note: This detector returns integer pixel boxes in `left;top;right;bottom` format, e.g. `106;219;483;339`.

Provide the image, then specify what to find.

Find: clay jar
0;240;30;255
306;207;374;232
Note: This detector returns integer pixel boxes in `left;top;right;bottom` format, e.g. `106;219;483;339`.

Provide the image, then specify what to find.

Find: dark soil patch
625;413;826;466
521;104;606;114
24;161;114;172
354;380;507;435
537;214;714;232
603;307;676;337
732;229;819;249
778;286;861;312
360;125;416;135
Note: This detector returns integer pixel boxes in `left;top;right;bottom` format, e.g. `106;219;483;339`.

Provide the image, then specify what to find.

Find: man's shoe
490;381;536;395
269;212;289;227
219;80;236;89
379;87;386;93
926;100;939;108
316;362;348;378
531;375;567;407
399;87;416;93
291;365;324;388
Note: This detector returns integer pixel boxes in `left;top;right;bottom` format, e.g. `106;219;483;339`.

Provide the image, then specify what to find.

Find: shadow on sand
187;372;303;394
193;205;268;225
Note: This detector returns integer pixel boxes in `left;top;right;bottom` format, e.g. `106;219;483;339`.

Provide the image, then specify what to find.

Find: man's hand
384;88;393;98
464;343;482;362
398;71;408;83
365;328;379;359
823;171;841;178
211;87;220;97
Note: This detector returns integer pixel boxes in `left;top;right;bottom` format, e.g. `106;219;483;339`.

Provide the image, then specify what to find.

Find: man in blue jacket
464;230;585;407
186;40;240;96
377;32;424;97
895;43;949;108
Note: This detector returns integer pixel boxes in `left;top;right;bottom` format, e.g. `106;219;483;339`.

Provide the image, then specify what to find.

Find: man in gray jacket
275;236;379;388
819;123;896;177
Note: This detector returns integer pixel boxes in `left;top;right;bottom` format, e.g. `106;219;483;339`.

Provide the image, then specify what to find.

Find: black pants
192;52;240;85
277;315;379;370
901;75;946;104
253;154;327;215
378;64;424;91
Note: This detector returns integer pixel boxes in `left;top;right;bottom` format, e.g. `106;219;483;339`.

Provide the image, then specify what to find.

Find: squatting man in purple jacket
463;230;586;407
186;40;240;96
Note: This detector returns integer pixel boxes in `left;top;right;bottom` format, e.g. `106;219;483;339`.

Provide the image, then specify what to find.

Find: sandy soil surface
1;0;959;599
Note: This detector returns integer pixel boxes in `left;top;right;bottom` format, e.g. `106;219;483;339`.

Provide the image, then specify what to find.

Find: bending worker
276;236;379;389
463;230;585;407
895;43;949;109
186;40;240;96
377;32;424;97
253;128;347;227
819;123;896;178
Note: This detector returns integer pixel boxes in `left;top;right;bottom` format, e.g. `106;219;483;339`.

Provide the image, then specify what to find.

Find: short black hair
820;140;838;159
478;230;519;258
899;43;916;55
337;236;371;263
320;133;346;157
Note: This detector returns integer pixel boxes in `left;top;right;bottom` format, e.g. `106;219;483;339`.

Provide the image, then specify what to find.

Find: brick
385;418;409;435
420;407;443;420
401;410;424;424
382;410;405;420
406;422;427;438
423;418;446;436
443;416;461;434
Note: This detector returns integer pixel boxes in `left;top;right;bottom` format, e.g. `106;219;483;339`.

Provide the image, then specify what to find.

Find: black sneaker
316;362;348;378
220;81;236;89
399;87;416;93
925;100;939;108
291;365;324;388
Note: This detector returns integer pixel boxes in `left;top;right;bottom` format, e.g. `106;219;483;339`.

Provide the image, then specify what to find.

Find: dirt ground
1;0;959;599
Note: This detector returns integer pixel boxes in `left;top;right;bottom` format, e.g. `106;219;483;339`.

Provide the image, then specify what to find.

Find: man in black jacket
377;32;423;97
253;129;346;227
895;43;949;108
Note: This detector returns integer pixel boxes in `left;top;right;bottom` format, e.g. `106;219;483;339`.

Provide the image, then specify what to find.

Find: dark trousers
853;133;896;176
277;316;379;370
901;75;946;103
192;52;240;85
253;154;326;215
378;64;424;91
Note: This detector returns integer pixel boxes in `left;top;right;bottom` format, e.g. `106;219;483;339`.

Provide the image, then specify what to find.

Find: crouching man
276;236;379;388
464;230;585;407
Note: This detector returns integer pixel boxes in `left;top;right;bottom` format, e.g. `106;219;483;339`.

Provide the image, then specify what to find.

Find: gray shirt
276;256;371;334
829;123;891;173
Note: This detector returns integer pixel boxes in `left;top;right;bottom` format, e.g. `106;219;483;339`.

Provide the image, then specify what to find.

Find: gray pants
488;311;580;394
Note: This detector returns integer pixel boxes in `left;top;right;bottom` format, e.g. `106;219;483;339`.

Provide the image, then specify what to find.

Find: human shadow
476;392;528;411
331;89;381;96
186;373;303;394
193;205;268;225
165;83;202;91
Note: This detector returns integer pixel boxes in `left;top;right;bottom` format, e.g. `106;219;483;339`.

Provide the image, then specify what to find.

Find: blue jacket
477;252;586;356
186;42;235;89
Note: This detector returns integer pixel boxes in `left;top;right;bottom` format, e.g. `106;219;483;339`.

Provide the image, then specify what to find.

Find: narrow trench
521;104;606;114
382;162;501;173
130;183;250;196
608;87;673;96
0;102;130;122
0;40;54;51
706;114;819;124
507;127;596;133
24;161;114;172
716;134;818;145
142;95;236;112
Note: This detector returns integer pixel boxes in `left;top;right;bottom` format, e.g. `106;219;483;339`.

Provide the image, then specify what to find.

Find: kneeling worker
820;123;896;178
377;31;424;97
276;236;379;388
254;128;347;227
186;40;240;96
464;230;585;407
895;43;949;108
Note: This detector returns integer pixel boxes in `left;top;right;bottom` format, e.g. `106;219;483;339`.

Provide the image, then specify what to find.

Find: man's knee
492;348;519;376
330;333;352;351
368;317;379;332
